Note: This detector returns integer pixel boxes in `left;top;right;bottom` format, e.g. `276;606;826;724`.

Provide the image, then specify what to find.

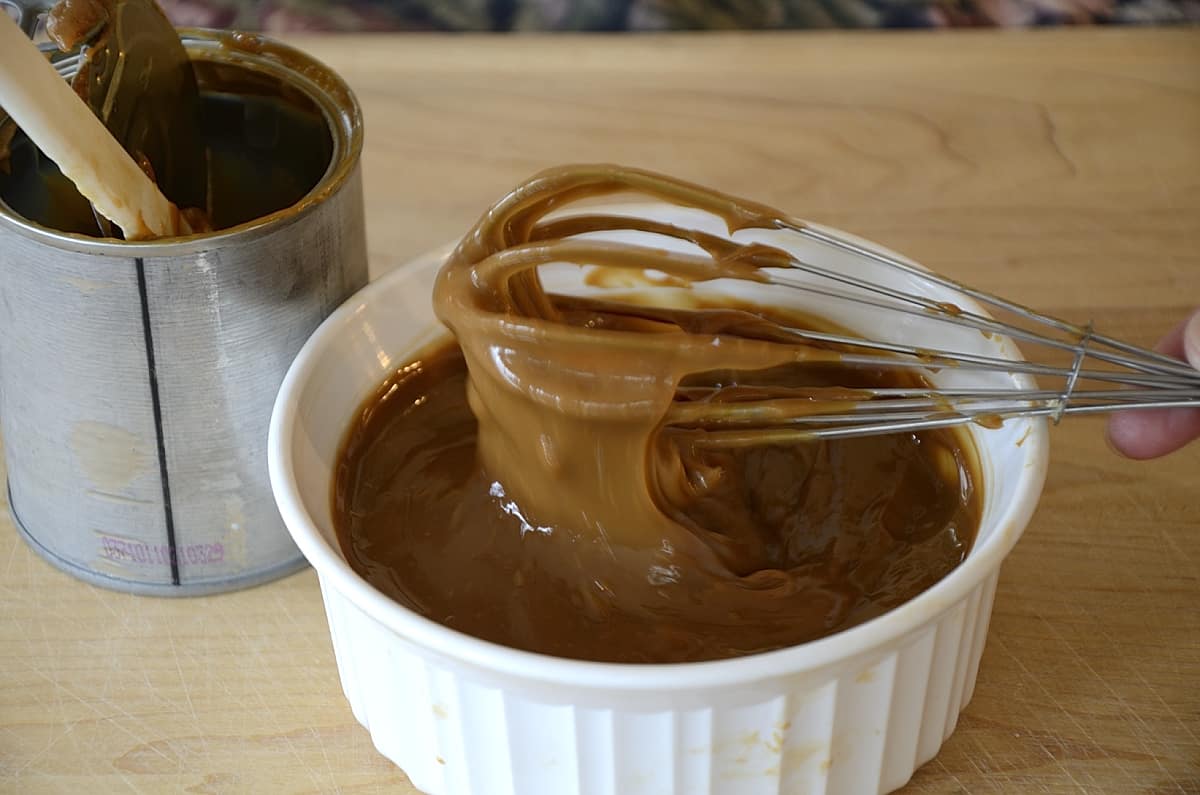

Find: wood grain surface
2;27;1198;794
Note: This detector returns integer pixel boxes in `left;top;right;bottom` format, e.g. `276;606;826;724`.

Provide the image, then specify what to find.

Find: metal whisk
724;219;1200;439
460;165;1200;443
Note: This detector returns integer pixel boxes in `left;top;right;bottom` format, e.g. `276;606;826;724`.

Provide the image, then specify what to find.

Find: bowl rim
268;221;1050;692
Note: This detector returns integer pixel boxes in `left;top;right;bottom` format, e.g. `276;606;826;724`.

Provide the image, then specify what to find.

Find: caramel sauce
334;165;984;663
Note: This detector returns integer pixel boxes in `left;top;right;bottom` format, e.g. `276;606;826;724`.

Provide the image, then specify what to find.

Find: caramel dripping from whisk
439;164;867;421
449;164;794;322
436;165;851;422
432;165;874;556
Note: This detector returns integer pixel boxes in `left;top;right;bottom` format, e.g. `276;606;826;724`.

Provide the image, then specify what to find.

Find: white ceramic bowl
268;205;1049;795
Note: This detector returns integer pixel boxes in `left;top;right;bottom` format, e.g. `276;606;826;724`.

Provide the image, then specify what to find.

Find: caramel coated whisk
450;165;1200;442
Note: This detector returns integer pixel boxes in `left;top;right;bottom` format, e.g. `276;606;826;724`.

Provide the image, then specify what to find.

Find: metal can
0;31;368;595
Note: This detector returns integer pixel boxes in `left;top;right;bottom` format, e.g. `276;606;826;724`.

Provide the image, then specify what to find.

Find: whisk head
748;221;1200;439
444;165;1200;443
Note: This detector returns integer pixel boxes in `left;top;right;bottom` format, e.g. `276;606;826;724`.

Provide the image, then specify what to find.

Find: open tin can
0;30;368;595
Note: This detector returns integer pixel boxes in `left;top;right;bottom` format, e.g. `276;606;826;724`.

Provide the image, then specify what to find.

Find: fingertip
1107;406;1200;460
1111;310;1200;460
1107;411;1155;460
1184;310;1200;371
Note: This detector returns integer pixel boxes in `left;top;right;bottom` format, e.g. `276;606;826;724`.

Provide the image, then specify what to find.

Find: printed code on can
99;535;224;566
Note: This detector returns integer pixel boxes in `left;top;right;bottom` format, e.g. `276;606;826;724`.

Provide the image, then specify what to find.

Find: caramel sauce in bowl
268;201;1048;795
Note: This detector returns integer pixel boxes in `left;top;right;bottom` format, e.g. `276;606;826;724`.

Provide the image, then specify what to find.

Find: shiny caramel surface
334;333;980;663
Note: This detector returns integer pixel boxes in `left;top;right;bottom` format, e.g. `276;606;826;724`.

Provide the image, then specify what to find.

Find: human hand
1107;309;1200;459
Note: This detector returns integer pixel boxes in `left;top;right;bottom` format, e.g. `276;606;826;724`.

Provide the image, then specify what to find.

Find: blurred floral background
160;0;1199;32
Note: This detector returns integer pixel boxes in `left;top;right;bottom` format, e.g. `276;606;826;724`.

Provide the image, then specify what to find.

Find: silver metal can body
0;32;368;595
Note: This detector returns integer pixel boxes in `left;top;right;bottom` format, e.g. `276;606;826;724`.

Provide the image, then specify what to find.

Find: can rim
0;29;363;257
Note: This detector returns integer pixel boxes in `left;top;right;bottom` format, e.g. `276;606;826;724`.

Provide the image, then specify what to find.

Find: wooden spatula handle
0;14;182;239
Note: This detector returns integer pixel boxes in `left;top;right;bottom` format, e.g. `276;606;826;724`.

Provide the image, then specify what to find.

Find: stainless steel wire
706;220;1200;439
544;214;1200;441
